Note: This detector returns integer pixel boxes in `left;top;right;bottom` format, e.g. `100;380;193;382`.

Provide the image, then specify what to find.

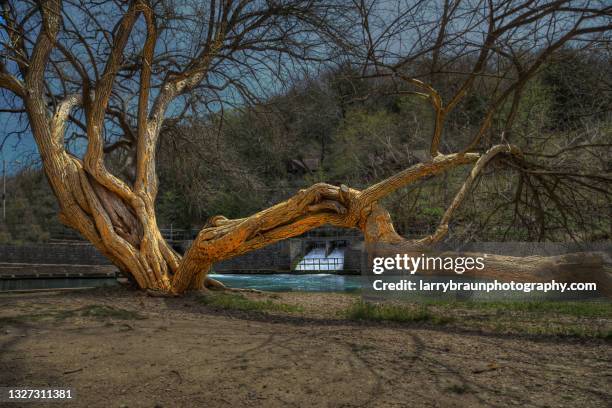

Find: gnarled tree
0;0;610;294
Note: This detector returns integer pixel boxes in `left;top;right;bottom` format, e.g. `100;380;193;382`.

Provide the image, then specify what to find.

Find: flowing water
294;247;345;271
209;273;362;292
0;273;360;292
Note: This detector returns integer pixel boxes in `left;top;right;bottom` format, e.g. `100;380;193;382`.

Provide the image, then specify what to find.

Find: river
210;273;362;292
0;274;363;292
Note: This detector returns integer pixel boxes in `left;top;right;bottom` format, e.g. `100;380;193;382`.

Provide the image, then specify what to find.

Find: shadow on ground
0;287;610;407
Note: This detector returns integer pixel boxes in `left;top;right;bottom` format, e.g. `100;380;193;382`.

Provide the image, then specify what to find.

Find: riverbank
1;287;610;407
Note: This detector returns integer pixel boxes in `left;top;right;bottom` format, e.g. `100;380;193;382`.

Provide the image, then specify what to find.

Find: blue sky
0;13;38;172
0;13;32;172
0;2;321;174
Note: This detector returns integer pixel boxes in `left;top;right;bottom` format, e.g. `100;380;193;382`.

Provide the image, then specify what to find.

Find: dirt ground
0;287;610;407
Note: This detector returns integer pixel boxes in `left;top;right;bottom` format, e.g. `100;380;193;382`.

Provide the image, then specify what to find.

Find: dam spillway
294;247;345;272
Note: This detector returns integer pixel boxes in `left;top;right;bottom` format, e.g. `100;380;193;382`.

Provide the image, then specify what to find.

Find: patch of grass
0;315;36;325
343;300;610;338
345;301;452;325
448;300;612;318
198;292;303;313
0;309;70;324
62;305;145;320
516;324;611;339
0;305;144;325
343;287;363;294
418;300;611;339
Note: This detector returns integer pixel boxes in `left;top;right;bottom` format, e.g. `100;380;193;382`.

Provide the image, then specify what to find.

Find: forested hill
2;49;610;244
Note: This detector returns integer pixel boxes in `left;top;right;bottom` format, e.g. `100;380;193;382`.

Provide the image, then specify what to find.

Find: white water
294;247;344;271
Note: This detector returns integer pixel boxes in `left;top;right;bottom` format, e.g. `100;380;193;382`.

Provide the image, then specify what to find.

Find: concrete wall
0;243;110;265
213;241;291;273
0;237;368;273
343;245;363;273
4;240;604;274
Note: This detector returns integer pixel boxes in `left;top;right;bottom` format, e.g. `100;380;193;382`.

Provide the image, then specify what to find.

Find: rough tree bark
1;0;610;296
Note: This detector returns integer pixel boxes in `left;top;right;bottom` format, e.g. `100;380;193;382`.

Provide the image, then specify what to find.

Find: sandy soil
0;287;610;407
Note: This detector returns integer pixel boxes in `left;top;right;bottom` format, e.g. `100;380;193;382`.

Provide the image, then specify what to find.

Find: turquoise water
210;273;363;292
0;274;361;293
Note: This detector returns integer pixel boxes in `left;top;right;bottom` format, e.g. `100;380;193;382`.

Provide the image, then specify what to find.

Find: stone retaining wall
0;243;110;265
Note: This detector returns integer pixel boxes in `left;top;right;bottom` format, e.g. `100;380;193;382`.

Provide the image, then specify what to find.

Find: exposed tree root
203;277;262;293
